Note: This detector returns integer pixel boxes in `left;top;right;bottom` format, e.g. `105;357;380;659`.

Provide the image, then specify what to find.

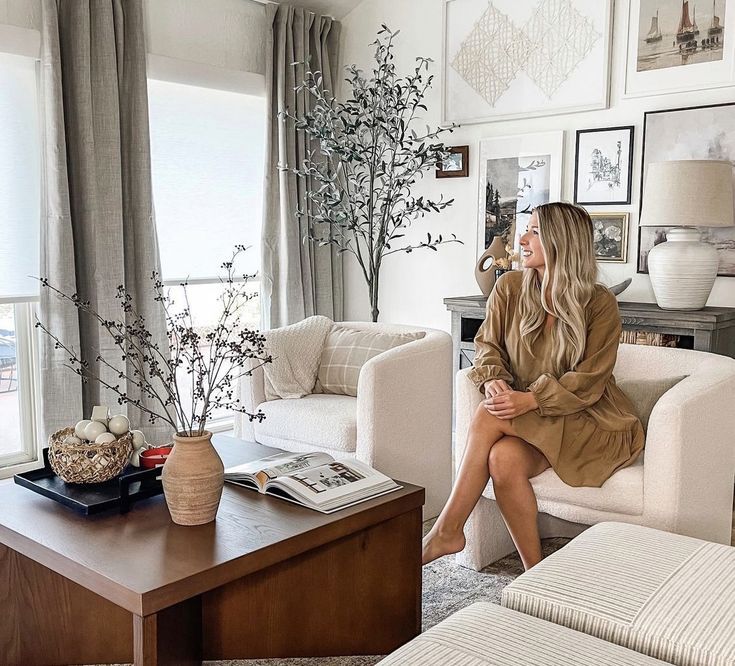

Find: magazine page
224;451;334;490
268;459;399;510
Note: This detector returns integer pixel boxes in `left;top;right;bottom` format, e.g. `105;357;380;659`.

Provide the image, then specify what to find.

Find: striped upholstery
378;602;665;665
502;522;735;666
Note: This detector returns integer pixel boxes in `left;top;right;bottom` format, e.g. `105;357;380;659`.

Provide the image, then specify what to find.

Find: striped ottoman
502;522;735;666
379;602;666;665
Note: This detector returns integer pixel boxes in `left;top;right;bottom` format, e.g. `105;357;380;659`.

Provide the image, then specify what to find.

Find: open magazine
224;451;401;514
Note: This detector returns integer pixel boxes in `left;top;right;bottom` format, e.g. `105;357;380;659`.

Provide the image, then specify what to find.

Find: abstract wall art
443;0;613;123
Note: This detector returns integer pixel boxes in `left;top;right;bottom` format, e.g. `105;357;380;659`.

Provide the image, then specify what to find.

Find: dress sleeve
467;276;515;392
528;288;620;416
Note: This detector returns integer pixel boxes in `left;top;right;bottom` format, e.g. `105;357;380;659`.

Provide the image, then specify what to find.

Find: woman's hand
483;390;538;420
483;379;512;399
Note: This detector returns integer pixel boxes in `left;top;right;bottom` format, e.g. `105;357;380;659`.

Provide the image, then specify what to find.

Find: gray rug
204;537;570;666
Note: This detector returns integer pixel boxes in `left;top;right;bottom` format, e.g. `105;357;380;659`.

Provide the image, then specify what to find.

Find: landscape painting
639;103;735;276
477;132;564;255
637;0;726;72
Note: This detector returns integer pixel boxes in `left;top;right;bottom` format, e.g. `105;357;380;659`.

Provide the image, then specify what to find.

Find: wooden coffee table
0;436;424;665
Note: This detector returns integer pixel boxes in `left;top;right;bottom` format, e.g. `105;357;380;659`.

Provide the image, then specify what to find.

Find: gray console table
444;295;735;378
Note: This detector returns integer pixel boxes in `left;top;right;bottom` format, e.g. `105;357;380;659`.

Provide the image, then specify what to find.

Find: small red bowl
140;445;173;469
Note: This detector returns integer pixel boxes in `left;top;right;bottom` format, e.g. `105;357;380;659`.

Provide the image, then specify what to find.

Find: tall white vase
647;228;718;310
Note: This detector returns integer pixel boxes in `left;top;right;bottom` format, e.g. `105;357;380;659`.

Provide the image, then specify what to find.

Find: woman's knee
471;404;513;437
487;438;527;486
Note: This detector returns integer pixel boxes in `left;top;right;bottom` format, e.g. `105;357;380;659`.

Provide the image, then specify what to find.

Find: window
148;79;266;431
0;52;41;474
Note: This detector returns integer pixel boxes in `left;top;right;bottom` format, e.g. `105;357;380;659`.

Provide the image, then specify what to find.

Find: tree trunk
369;272;380;322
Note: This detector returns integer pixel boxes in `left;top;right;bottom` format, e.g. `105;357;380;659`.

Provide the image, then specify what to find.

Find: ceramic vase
474;235;507;297
161;430;224;525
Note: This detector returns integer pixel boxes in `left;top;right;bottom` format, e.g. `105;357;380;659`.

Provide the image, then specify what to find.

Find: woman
423;202;644;570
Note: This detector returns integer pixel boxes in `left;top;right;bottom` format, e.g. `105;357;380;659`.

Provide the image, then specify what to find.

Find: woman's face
519;212;546;271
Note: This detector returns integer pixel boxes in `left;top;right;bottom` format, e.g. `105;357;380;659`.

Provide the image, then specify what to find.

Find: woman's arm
467;276;515;392
528;289;620;416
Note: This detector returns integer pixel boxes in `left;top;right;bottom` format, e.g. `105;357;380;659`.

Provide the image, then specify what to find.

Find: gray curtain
40;0;170;442
261;4;344;329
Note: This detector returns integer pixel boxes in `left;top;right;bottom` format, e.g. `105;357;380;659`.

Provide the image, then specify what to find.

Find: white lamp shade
640;160;734;228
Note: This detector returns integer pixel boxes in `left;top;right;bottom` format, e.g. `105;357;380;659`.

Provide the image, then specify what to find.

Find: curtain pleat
39;0;171;443
261;3;343;329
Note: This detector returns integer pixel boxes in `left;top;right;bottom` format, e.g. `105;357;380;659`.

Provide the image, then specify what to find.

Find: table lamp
639;160;734;310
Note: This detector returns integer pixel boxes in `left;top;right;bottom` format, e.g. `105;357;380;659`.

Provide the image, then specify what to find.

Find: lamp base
647;227;718;310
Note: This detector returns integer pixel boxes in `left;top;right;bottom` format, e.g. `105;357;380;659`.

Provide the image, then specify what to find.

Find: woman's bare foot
422;526;466;565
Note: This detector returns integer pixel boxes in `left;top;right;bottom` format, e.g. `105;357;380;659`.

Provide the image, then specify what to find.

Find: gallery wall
340;0;735;331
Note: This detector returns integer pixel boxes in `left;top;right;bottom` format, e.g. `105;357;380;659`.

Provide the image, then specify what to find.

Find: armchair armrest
642;357;735;542
234;357;267;441
356;330;453;518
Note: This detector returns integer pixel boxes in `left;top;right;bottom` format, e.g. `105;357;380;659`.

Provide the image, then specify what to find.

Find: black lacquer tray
14;448;164;515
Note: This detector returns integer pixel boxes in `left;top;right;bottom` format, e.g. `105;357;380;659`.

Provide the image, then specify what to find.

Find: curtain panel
261;3;344;329
39;0;170;442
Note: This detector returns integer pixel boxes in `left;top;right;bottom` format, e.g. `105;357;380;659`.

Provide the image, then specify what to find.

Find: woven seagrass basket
48;427;133;484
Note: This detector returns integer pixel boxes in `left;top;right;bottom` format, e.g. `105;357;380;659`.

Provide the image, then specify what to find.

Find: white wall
340;0;735;331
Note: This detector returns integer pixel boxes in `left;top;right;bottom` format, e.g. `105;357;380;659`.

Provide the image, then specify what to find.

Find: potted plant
36;246;270;525
287;26;462;322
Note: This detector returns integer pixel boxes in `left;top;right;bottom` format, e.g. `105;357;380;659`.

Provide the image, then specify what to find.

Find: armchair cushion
262;315;333;401
253;394;357;454
617;375;686;431
315;325;424;396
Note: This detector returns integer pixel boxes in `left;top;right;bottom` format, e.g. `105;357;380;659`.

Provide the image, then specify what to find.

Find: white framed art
442;0;613;124
477;131;564;256
625;0;735;98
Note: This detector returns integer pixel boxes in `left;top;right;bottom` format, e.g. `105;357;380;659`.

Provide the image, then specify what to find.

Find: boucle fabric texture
263;316;333;401
379;602;666;666
502;522;735;666
617;375;686;430
315;326;424;396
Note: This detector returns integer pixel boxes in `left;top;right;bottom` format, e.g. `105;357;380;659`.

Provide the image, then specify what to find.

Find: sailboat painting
636;0;726;71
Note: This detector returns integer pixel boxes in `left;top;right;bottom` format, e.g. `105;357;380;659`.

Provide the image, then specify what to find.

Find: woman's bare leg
488;437;551;570
422;405;515;564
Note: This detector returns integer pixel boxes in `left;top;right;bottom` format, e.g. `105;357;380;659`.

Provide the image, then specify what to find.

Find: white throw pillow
263;315;333;401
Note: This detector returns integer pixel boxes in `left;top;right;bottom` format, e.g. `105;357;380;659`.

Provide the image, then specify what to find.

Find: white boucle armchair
235;321;453;519
454;344;735;571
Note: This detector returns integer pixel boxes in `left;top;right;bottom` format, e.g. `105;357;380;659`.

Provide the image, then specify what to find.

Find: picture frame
442;0;613;124
574;126;634;206
589;212;629;263
624;0;735;98
477;131;564;256
436;145;469;178
638;102;735;276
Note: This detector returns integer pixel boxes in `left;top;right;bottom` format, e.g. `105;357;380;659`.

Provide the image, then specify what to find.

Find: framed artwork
589;212;629;263
574;126;634;205
436;145;469;178
477;131;564;255
625;0;735;97
442;0;613;124
638;102;735;276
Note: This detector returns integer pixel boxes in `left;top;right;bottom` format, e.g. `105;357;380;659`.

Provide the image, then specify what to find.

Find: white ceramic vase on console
640;160;734;310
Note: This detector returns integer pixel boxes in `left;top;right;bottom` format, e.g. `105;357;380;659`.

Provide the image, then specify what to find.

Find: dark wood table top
0;436;424;616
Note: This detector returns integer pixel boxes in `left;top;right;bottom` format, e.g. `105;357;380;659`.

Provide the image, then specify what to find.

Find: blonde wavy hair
518;202;598;376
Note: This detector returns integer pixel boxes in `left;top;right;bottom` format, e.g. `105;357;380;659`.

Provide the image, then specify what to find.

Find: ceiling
276;0;364;19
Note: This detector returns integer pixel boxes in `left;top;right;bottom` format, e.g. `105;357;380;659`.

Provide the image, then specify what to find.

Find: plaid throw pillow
315;326;425;397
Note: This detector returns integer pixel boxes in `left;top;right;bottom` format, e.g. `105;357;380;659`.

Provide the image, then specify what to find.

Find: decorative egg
95;432;116;444
130;430;146;449
108;414;130;436
74;420;92;439
84;420;107;442
63;435;82;446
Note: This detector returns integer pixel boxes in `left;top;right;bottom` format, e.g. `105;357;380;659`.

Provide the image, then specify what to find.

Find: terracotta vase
161;430;224;526
474;235;507;296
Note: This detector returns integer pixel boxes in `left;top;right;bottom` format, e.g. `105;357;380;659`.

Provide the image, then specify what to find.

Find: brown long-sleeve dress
467;271;644;487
